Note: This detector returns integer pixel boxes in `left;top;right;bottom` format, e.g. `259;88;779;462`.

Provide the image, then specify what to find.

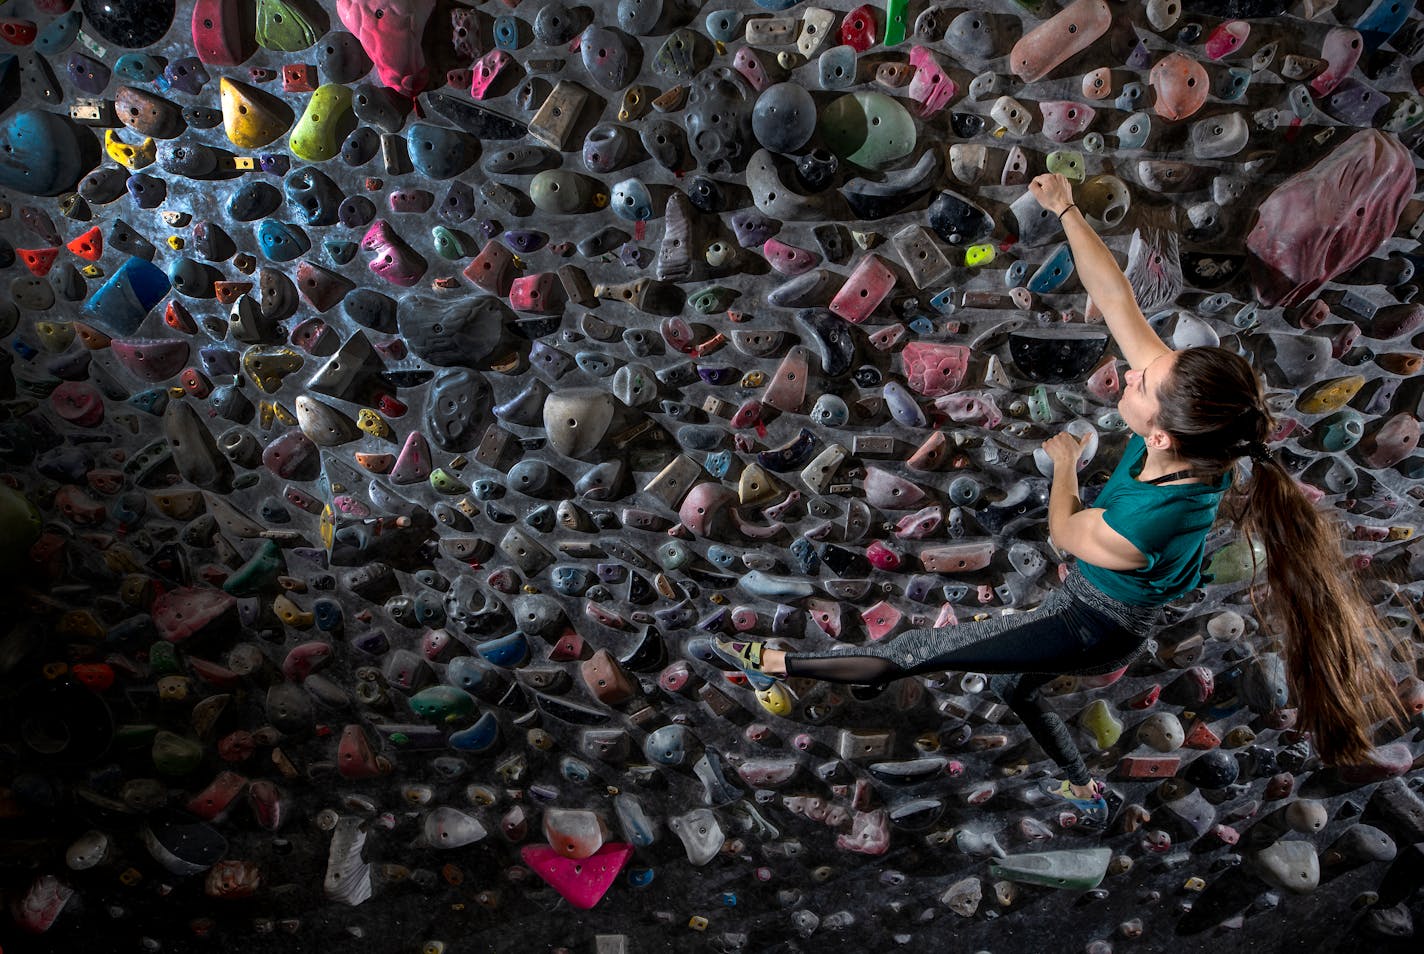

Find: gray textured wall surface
1;0;1423;952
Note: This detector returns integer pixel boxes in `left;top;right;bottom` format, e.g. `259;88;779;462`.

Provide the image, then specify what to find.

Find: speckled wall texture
1;0;1423;952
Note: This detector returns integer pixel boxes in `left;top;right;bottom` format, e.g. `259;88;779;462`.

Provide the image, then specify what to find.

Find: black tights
782;587;1149;786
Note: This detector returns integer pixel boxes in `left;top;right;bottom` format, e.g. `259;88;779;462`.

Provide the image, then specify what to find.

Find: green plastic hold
152;730;204;775
290;84;354;162
409;685;479;722
431;226;473;261
818;91;916;170
1204;535;1267;585
0;483;40;576
529;170;605;214
149;641;181;676
689;286;736;315
223;539;284;596
989;847;1112;890
883;0;909;45
1028;384;1054;424
1046;150;1086;181
1080;699;1123;749
429;468;469;494
256;0;323;52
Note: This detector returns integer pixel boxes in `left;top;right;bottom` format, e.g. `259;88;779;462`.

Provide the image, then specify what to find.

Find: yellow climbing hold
755;683;795;717
356;408;390;439
104;129;155;169
965;243;997;267
220;77;294;149
1080;698;1124;749
1296;375;1365;415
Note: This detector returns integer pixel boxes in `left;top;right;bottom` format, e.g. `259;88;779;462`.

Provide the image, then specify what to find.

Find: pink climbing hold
900;341;971;396
521;842;633;909
1009;0;1112;84
1246;129;1413;307
907;46;956;117
361;220;427;287
336;0;435;98
1039;100;1096;143
153;587;237;643
1203;20;1250;60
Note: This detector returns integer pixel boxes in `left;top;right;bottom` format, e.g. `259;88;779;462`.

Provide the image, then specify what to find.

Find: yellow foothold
1297;375;1365;414
356;408;390;439
688;915;710;931
220;77;295;149
272;401;298;425
105;129;155;169
1080;698;1124;749
965;243;997;267
167;236;185;251
755;683;795;717
272;593;314;628
80;264;104;278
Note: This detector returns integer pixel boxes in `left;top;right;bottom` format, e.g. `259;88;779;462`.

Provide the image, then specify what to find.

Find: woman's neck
1137;443;1198;482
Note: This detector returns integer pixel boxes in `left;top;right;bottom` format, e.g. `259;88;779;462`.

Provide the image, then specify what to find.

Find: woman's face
1119;350;1179;439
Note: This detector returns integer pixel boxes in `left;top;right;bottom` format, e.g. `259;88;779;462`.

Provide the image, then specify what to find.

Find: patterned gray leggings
784;570;1162;785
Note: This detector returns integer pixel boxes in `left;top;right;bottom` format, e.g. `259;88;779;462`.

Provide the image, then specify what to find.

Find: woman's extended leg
997;671;1091;787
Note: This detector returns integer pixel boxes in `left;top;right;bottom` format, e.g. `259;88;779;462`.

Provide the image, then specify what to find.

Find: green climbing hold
989;847;1112;890
223;539;284;596
152;730;204;775
431;226;472;261
290;84;353;162
818;91;916;170
409;685;479;722
148;641;181;676
1204;535;1267;585
429;468;469;494
256;0;323;52
689;286;736;315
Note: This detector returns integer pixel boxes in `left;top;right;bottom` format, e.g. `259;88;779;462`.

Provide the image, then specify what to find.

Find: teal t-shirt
1077;434;1231;606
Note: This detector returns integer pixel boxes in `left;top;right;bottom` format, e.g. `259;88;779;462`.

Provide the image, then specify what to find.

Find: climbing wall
2;0;1424;950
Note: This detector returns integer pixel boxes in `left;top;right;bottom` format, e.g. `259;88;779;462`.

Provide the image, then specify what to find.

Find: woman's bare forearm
1058;207;1138;310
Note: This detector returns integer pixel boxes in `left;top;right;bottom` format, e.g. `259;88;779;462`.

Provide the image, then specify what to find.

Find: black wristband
1057;203;1078;220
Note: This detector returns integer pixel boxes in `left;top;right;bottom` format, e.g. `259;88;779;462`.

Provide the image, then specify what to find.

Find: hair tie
1057;203;1078;220
1247;440;1271;464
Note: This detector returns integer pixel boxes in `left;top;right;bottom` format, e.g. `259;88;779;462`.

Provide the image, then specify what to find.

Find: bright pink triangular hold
520;843;632;909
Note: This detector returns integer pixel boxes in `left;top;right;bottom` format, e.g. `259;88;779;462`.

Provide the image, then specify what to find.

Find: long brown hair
1152;346;1409;765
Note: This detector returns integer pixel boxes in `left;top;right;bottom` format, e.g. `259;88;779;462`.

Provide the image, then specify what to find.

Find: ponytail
1230;456;1410;766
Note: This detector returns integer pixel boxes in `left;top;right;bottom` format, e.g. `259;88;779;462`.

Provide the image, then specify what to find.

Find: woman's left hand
1042;432;1085;472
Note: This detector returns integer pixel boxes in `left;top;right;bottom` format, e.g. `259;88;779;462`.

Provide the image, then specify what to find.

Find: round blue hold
0;110;94;196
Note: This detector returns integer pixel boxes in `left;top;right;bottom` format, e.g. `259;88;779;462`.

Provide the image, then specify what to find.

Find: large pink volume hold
336;0;435;97
1009;0;1112;84
1246;129;1413;308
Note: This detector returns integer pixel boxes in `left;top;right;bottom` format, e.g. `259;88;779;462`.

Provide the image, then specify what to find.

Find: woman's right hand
1029;174;1074;217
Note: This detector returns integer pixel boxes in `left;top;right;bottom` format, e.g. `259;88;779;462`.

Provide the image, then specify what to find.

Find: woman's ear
1145;428;1173;452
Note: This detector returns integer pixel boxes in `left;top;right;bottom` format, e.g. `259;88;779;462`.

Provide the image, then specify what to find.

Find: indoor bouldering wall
1;1;1423;952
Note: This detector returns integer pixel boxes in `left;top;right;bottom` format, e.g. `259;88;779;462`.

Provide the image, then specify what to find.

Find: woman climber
714;172;1408;826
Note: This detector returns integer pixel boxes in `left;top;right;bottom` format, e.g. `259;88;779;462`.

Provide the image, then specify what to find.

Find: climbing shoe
711;638;778;690
1041;778;1119;831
